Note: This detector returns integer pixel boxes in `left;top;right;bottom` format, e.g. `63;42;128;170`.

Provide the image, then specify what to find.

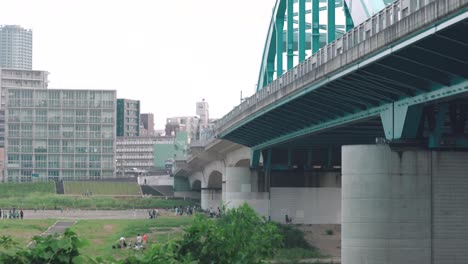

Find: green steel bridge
214;0;468;166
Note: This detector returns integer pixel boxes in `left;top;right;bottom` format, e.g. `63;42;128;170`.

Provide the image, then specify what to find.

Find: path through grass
0;219;56;248
69;217;193;260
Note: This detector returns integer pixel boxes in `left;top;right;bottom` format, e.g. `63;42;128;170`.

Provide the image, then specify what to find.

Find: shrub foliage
0;204;283;264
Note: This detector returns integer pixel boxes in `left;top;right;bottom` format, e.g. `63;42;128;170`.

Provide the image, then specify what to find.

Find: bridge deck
216;0;468;150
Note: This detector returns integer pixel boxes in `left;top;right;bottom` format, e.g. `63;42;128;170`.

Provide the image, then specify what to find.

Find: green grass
0;182;55;198
69;217;193;260
0;194;197;210
274;248;328;264
64;182;141;195
0;219;56;248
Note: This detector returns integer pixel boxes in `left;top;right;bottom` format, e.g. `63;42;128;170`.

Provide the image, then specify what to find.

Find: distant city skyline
0;0;276;129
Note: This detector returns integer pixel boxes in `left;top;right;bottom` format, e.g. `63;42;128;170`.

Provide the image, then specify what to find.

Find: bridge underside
222;17;468;150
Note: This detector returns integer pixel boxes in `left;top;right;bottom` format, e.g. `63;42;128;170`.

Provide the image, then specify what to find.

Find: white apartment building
4;89;116;182
116;136;174;174
0;68;49;108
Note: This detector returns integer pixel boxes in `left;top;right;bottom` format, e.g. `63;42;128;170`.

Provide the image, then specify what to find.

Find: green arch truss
256;0;354;91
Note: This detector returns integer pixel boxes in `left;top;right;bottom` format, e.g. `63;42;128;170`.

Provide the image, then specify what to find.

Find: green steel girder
301;92;357;114
391;54;459;80
359;70;427;94
327;0;336;43
287;0;294;70
347;73;415;97
380;104;424;140
398;47;468;79
333;79;397;102
325;82;383;106
312;0;320;53
413;45;467;65
251;149;261;168
318;86;372;109
257;0;352;90
251;80;468;150
380;55;451;87
276;17;285;77
280;104;325;123
362;65;431;93
344;1;354;32
290;97;340;119
298;0;306;62
374;62;446;87
343;76;403;100
257;0;286;90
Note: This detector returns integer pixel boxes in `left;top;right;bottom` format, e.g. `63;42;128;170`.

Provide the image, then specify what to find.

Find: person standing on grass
20;209;24;219
142;233;148;245
136;234;142;246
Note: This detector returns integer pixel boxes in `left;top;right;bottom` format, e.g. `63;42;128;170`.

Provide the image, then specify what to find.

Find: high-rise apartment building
4;89;116;182
116;99;140;137
140;113;155;136
0;25;33;70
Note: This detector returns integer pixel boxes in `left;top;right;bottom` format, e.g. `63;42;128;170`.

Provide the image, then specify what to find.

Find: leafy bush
1;204;283;264
175;204;283;264
275;224;311;249
0;230;86;264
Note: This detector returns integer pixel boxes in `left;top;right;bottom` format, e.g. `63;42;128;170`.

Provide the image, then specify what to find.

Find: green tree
175;203;283;264
0;229;86;264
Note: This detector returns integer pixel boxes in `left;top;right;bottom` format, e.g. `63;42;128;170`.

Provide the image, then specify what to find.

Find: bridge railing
215;0;465;133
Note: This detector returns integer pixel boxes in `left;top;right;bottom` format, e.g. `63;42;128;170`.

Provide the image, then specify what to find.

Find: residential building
165;116;199;142
116;136;173;175
196;99;209;127
0;68;49;108
140;113;155;136
4;89;116;182
154;131;189;171
0;25;33;70
116;99;140;137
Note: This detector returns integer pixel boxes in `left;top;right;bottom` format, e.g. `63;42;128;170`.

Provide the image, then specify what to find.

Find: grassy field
0;219;56;248
0;194;197;210
69;217;193;260
64;182;141;195
0;182;55;198
0;218;327;263
0;217;192;260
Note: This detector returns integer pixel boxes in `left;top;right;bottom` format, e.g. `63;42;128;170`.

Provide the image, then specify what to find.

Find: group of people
208;207;222;218
113;233;148;250
0;208;24;219
148;209;158;219
174;205;197;216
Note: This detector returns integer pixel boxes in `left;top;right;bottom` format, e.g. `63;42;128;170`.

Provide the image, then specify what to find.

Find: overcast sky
0;0;276;129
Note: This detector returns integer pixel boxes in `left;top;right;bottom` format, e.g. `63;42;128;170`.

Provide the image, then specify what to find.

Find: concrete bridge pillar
224;167;269;217
342;145;468;264
201;189;222;210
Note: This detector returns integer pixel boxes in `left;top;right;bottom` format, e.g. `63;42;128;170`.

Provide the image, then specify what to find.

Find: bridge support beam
380;103;424;140
342;145;468;264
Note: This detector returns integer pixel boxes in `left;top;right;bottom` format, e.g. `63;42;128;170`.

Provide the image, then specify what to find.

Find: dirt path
23;209;155;219
41;221;76;236
295;224;341;258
